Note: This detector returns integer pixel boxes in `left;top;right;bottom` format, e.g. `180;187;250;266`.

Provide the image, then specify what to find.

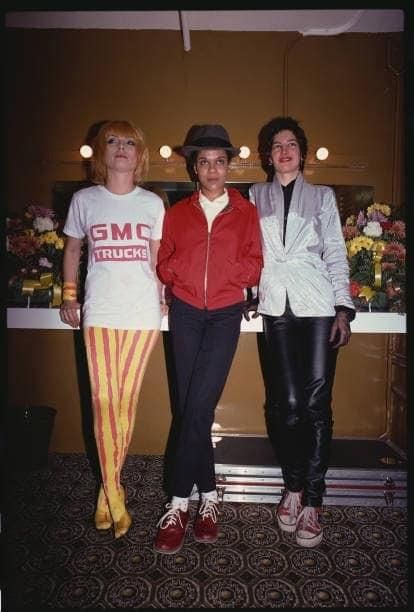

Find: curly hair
258;116;308;174
90;120;149;185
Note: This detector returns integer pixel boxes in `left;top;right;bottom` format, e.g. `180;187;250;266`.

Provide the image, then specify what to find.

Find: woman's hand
60;300;81;328
243;297;260;321
329;311;351;349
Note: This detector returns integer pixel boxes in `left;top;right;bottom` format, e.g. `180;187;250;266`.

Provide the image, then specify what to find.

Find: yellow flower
55;238;65;250
371;239;386;254
39;230;59;245
358;286;376;301
342;200;405;312
347;235;374;256
367;203;391;217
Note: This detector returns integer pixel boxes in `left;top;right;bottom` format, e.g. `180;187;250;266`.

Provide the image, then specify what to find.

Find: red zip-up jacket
156;188;263;310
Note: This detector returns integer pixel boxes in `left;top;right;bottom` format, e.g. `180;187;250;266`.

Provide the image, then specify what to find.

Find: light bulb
239;145;251;159
79;144;93;159
316;147;329;161
159;145;172;159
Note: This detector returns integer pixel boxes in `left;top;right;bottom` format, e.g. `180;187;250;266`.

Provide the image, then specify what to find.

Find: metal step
209;436;407;507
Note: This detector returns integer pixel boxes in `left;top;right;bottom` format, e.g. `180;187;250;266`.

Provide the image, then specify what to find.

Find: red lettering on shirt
90;222;151;242
111;223;132;240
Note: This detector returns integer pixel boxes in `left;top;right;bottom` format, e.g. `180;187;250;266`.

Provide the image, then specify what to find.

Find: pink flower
383;242;406;262
343;225;359;240
388;220;405;240
27;205;55;219
8;234;40;258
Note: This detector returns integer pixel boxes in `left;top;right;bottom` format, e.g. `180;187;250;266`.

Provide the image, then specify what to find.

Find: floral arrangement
7;205;66;307
342;202;405;312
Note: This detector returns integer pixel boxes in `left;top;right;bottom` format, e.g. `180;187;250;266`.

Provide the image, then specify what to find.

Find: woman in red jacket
155;124;263;554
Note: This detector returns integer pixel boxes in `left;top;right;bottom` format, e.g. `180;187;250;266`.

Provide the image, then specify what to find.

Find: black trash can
9;405;57;471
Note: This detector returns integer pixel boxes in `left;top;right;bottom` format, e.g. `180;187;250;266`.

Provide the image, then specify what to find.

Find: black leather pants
262;302;338;507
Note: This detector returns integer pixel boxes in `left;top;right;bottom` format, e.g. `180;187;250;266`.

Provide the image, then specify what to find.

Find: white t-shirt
64;185;165;329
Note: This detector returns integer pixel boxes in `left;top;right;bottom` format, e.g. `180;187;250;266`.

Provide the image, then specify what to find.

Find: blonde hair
91;120;149;185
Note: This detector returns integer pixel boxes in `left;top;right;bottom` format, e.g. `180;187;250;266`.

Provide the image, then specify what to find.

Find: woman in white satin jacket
248;116;355;548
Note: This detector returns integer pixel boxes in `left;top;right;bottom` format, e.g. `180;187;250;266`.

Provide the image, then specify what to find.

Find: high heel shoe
95;507;113;530
114;510;132;539
95;486;113;530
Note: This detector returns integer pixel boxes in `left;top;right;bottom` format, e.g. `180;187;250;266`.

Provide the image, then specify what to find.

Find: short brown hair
91;120;149;185
259;116;308;173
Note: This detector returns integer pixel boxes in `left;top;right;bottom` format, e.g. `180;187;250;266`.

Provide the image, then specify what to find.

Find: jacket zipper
204;231;210;307
203;203;233;308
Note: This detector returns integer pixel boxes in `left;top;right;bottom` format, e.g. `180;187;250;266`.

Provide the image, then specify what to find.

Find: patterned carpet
4;453;408;609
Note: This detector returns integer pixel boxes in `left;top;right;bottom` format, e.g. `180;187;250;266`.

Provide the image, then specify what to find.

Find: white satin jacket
249;174;355;317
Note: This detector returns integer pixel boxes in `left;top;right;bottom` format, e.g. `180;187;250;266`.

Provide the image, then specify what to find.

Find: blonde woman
60;120;166;538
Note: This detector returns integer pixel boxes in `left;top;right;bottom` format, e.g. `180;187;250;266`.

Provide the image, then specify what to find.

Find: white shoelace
297;507;320;532
199;499;219;522
157;503;187;529
281;491;302;518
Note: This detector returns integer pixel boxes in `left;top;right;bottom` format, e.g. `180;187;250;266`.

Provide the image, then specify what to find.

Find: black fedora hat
180;124;240;158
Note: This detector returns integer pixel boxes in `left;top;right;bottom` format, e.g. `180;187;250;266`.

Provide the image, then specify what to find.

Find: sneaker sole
193;533;219;544
154;542;185;554
277;514;297;533
296;530;323;548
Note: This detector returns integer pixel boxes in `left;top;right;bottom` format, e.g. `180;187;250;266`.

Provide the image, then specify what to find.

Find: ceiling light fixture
239;146;251;159
159;145;172;159
316;147;329;161
79;144;93;159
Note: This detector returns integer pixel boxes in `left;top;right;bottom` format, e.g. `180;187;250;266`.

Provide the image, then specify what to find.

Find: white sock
171;496;189;511
201;489;218;503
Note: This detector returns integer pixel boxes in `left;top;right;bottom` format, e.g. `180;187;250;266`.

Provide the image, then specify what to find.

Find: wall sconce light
316;146;329;161
159;145;172;159
80;144;93;159
239;145;251;159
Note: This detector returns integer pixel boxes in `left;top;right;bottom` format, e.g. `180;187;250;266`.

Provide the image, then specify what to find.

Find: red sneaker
296;506;323;548
193;499;219;543
154;504;189;554
276;489;302;533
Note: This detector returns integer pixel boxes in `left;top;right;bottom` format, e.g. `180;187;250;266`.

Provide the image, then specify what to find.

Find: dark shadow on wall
161;330;180;496
72;331;100;486
256;331;280;463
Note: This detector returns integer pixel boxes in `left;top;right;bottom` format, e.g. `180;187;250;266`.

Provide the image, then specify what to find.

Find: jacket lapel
269;180;285;245
283;173;305;252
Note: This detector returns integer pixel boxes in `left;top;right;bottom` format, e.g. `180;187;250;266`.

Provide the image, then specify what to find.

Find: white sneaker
295;506;323;548
276;490;302;533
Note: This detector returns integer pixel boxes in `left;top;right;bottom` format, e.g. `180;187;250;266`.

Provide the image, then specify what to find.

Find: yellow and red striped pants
84;327;159;521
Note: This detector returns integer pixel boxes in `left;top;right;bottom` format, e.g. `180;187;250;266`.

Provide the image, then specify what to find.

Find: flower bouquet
342;202;405;312
7;205;65;307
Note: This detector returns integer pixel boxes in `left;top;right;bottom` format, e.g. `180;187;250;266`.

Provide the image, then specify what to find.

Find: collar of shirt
199;189;229;208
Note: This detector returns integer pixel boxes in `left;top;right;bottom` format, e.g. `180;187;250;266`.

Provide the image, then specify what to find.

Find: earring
268;160;273;166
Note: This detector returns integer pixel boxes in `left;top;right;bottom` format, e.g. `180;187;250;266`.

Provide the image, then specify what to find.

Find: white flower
39;257;53;268
363;221;383;238
33;216;54;232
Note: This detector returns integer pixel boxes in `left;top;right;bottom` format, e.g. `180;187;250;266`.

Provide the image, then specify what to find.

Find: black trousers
262;301;338;507
168;297;243;498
